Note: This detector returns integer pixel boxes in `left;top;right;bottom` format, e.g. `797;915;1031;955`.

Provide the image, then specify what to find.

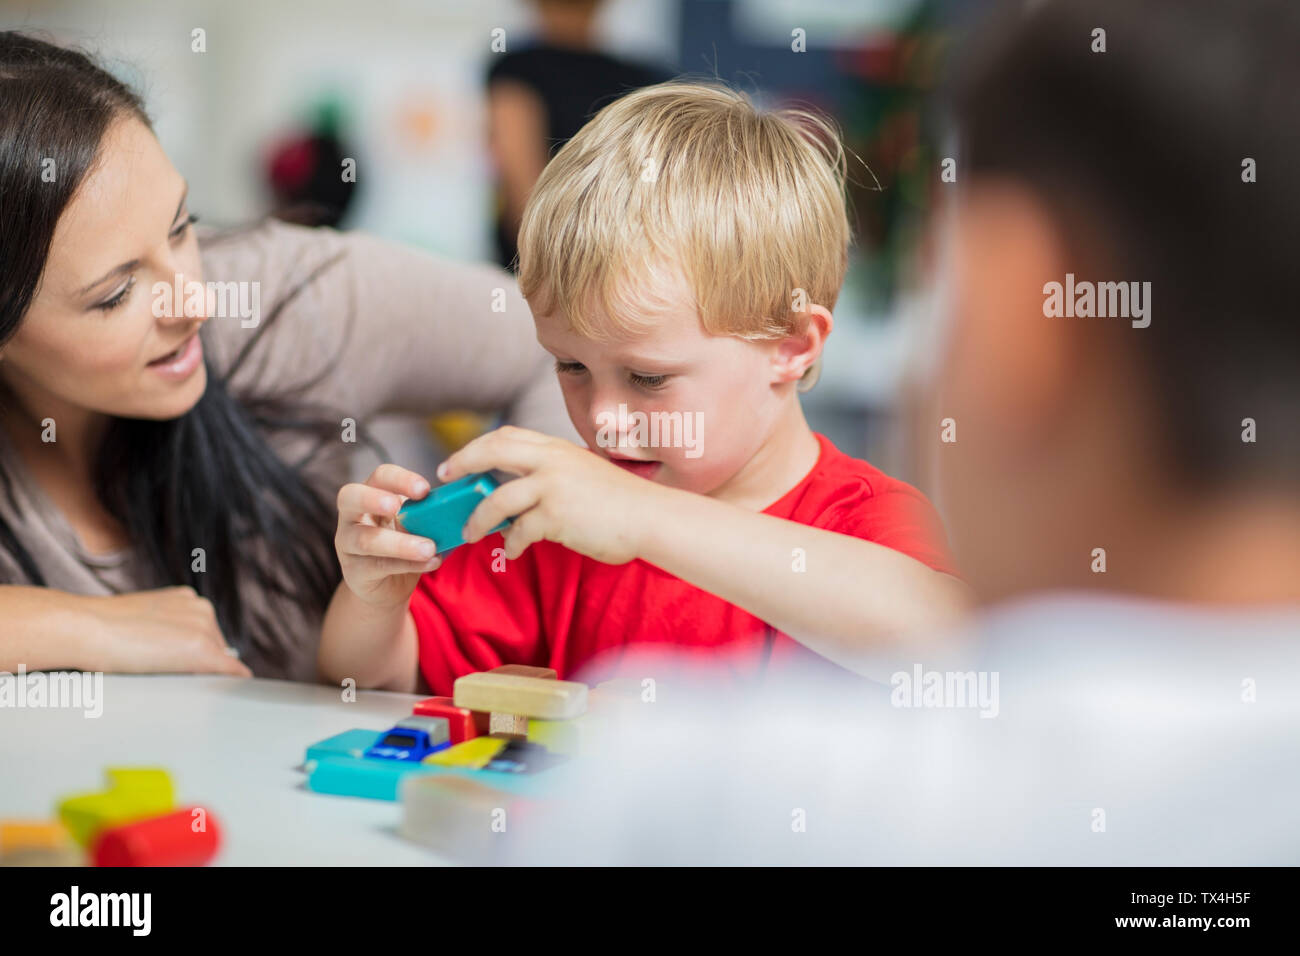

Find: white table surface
1;675;453;865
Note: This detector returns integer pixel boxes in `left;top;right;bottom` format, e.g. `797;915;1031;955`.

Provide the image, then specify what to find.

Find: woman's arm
0;584;251;676
200;220;579;441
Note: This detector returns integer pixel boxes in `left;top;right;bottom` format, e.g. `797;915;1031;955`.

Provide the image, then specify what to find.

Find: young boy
318;81;968;694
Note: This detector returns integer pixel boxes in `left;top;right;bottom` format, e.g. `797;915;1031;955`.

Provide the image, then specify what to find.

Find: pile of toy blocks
0;768;220;867
301;665;598;802
302;666;641;856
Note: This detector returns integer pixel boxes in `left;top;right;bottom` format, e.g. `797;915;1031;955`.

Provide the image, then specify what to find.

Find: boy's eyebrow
75;184;190;297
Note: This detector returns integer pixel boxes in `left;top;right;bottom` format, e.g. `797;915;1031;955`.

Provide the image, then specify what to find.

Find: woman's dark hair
0;32;359;676
951;0;1299;488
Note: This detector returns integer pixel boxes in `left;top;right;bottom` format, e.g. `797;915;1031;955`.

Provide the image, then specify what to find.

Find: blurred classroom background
0;0;980;492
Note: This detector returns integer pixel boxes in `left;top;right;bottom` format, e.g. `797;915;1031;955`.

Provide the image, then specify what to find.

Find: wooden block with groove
454;672;587;720
489;664;558;680
489;712;529;738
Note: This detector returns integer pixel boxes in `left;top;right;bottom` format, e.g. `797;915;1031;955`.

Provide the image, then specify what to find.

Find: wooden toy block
453;671;587;720
58;768;176;847
526;716;596;756
90;807;221;867
397;472;510;555
488;664;558;680
423;736;508;769
412;696;489;743
399;774;521;860
305;755;440;802
489;712;529;738
0;846;84;867
104;767;174;804
304;728;382;764
0;819;72;856
0;820;81;865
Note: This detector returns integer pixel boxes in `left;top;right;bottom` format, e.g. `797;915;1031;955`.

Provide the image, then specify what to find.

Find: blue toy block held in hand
397;472;511;555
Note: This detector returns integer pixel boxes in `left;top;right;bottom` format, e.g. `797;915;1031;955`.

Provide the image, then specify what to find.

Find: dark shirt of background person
486;0;675;270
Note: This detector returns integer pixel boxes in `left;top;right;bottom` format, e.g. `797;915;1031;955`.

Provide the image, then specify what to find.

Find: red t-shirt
410;433;958;694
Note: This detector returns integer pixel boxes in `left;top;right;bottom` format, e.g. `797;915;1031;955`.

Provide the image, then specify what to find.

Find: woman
0;33;574;680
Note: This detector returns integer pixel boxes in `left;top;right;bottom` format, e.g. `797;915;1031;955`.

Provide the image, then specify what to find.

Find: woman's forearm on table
0;585;96;671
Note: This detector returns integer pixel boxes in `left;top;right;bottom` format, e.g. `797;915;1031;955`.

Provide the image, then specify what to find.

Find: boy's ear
772;304;833;385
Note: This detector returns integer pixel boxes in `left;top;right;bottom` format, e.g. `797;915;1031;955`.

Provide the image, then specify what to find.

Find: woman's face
0;116;208;422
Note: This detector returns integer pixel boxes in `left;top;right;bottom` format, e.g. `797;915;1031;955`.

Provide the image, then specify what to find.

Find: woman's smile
145;332;202;381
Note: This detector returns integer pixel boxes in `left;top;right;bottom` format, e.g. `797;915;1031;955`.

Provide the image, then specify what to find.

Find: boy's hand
335;464;442;608
440;426;661;564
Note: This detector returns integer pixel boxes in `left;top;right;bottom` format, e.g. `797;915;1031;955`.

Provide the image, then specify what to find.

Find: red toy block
90;807;221;867
412;696;490;744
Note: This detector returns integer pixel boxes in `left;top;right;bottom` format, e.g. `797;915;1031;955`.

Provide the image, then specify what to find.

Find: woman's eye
555;360;587;375
95;276;136;312
171;212;199;240
629;372;669;390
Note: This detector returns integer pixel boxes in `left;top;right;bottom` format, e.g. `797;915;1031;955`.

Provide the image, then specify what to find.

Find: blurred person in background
481;0;1300;865
486;0;674;269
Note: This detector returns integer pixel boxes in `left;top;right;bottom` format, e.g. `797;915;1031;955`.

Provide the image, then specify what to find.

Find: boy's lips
607;455;661;479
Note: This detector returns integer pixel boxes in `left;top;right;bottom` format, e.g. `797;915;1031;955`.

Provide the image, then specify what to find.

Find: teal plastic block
306;755;441;801
397;472;510;555
304;729;383;765
304;753;572;802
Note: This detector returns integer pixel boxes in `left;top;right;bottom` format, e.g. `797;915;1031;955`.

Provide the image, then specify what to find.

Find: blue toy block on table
364;716;451;762
397;472;511;556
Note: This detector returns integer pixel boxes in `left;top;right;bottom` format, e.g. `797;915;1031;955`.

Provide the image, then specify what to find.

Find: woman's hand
83;587;252;676
441;426;661;564
335;464;442;609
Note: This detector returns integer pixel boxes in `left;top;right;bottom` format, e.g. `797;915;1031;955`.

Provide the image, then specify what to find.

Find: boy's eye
94;276;136;312
629;371;670;390
555;359;587;375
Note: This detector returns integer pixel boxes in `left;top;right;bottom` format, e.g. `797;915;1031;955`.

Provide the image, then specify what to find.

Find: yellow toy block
428;411;491;453
105;767;174;804
453;672;587;720
57;767;175;847
526;717;593;756
423;736;508;769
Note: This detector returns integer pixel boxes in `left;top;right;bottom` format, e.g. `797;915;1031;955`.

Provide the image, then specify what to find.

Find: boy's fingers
363;464;431;500
340;524;438;562
501;510;546;560
357;555;442;579
464;477;540;543
337;482;402;521
439;430;548;482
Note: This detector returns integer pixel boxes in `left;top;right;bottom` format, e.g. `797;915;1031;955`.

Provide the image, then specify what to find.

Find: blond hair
516;80;851;390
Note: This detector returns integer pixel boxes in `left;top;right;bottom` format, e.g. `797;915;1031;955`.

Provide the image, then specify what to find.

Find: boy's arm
318;583;420;693
319;463;441;693
634;485;971;672
446;427;970;674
